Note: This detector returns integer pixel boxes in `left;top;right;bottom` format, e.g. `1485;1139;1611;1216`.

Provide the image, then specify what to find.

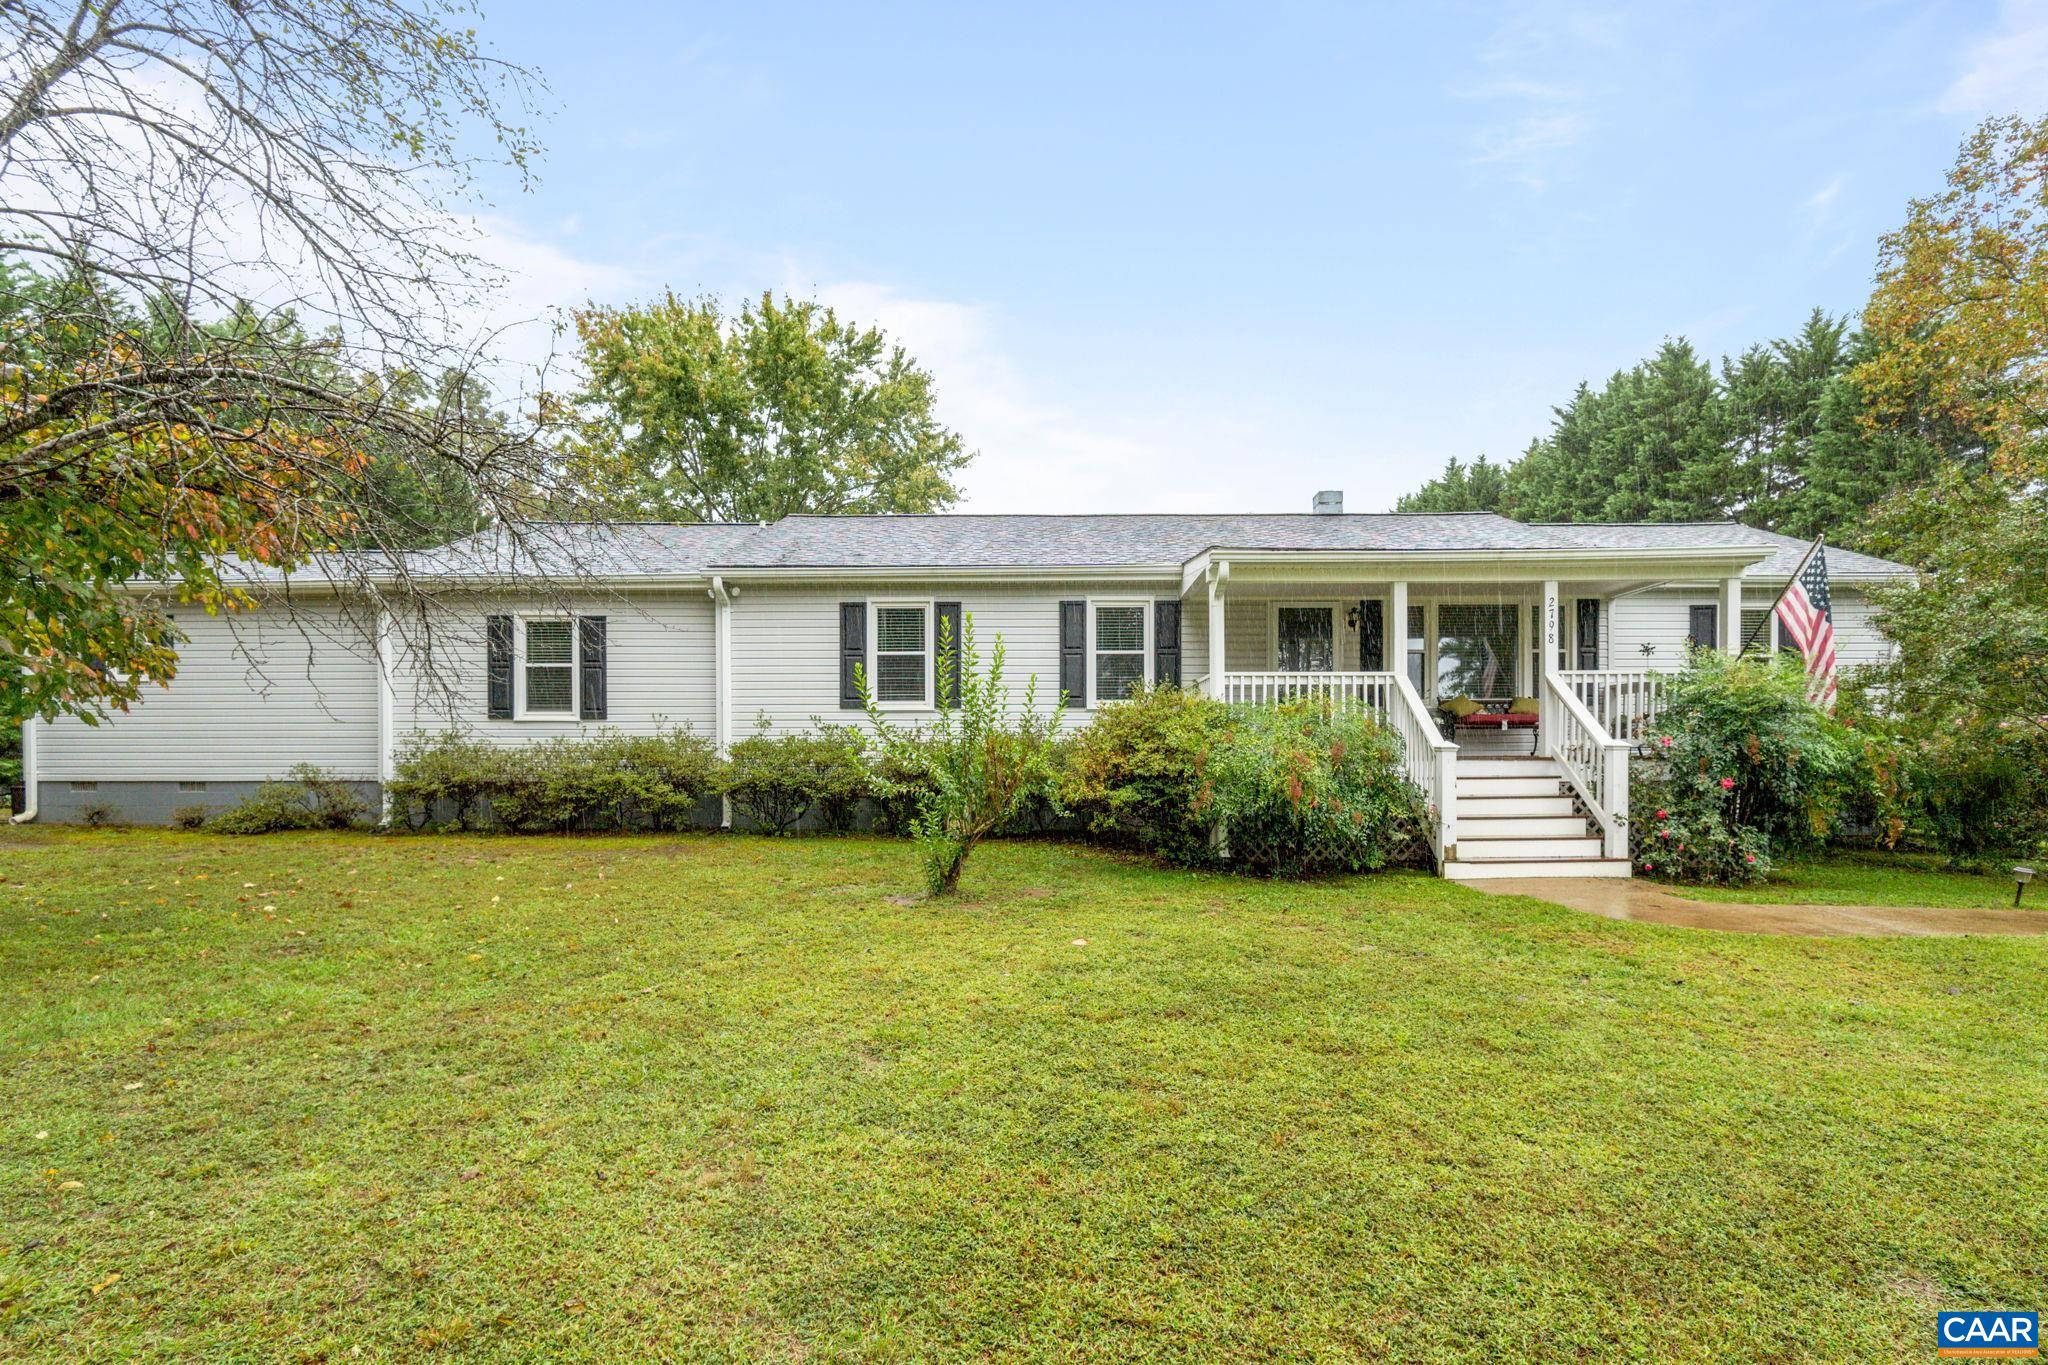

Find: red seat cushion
1459;711;1538;727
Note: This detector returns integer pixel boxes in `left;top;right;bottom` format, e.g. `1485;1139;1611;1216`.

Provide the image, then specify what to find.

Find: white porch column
1722;574;1744;655
1542;580;1561;679
1537;580;1560;758
1205;560;1227;698
1389;580;1408;680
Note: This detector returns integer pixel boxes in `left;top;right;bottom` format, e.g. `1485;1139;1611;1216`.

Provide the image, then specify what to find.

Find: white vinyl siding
1606;584;1891;673
394;590;715;745
1830;591;1896;668
730;580;1198;735
37;599;379;781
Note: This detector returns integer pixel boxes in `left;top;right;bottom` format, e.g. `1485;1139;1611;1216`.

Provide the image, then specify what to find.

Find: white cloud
1797;175;1846;235
1455;3;1624;191
460;214;642;398
1941;0;2048;115
1470;108;1594;190
800;279;1216;512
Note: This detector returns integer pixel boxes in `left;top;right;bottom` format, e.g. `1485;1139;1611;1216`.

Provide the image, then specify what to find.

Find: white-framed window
516;615;578;718
871;601;933;707
1090;600;1151;703
1269;601;1339;672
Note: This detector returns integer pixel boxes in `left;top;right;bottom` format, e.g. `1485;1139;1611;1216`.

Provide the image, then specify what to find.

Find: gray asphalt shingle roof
397;514;1912;579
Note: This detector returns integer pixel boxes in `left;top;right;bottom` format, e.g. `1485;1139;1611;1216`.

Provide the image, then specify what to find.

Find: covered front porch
1180;546;1761;876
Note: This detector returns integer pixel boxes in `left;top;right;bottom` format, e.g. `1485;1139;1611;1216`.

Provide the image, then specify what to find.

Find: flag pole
1740;534;1824;655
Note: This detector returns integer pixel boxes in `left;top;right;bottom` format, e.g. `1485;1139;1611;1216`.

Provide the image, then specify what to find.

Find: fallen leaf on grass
89;1273;120;1295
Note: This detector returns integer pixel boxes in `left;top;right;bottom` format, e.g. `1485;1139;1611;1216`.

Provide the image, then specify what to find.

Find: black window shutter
1356;599;1384;671
578;616;608;720
935;601;963;708
1688;604;1718;650
1575;598;1600;670
839;602;866;709
1059;600;1086;709
1154;600;1181;686
486;615;513;719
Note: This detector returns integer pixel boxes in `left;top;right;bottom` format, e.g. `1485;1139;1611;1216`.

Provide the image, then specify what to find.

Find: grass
1;829;2044;1361
1667;849;2033;909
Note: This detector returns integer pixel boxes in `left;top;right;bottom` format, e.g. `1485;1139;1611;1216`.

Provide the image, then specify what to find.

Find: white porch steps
1443;755;1631;881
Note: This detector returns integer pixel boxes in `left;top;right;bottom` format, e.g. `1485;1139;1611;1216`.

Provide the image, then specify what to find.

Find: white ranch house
12;495;1909;879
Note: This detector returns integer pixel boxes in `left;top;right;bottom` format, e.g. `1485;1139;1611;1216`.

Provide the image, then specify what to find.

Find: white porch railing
1554;669;1668;747
1216;671;1458;866
1540;673;1632;858
1218;671;1397;710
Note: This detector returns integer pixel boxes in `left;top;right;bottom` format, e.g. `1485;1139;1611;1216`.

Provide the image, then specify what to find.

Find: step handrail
1390;671;1460;867
1540;672;1631;858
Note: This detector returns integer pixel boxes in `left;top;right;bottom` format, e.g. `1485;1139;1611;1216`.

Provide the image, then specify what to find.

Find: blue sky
465;0;2048;513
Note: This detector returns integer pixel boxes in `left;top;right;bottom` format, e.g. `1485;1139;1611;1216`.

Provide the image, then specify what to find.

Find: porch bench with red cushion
1439;697;1541;751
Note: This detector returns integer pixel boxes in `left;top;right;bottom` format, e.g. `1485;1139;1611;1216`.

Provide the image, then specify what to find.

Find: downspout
375;604;396;826
8;718;36;824
709;576;734;829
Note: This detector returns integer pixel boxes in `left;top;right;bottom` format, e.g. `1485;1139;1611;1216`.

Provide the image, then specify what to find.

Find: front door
1275;605;1337;671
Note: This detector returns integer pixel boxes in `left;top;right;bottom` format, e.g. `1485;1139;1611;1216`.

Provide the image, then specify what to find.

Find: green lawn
1668;849;2033;909
1;830;2043;1361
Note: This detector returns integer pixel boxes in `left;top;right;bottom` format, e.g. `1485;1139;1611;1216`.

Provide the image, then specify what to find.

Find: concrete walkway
1475;877;2048;937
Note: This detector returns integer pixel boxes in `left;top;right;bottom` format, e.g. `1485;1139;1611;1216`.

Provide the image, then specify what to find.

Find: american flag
1774;539;1837;707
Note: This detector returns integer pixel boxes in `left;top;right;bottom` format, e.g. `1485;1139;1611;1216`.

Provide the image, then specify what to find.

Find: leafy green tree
1859;115;2048;483
1394;454;1509;513
568;292;973;523
1860;466;2048;744
1;0;559;728
1506;341;1730;523
1787;333;1985;544
1721;310;1850;530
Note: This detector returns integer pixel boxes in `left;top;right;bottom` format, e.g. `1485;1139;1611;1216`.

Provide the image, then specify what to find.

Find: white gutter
715;563;1181;583
9;718;36;824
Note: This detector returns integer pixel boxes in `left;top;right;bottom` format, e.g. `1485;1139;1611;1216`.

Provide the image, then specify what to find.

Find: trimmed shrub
385;732;509;830
721;729;870;835
1204;698;1415;876
389;728;721;833
170;804;209;831
1061;685;1220;865
206;765;367;834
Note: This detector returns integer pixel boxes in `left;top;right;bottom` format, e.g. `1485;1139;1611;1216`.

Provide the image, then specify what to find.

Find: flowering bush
1635;651;1857;883
1629;773;1773;884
